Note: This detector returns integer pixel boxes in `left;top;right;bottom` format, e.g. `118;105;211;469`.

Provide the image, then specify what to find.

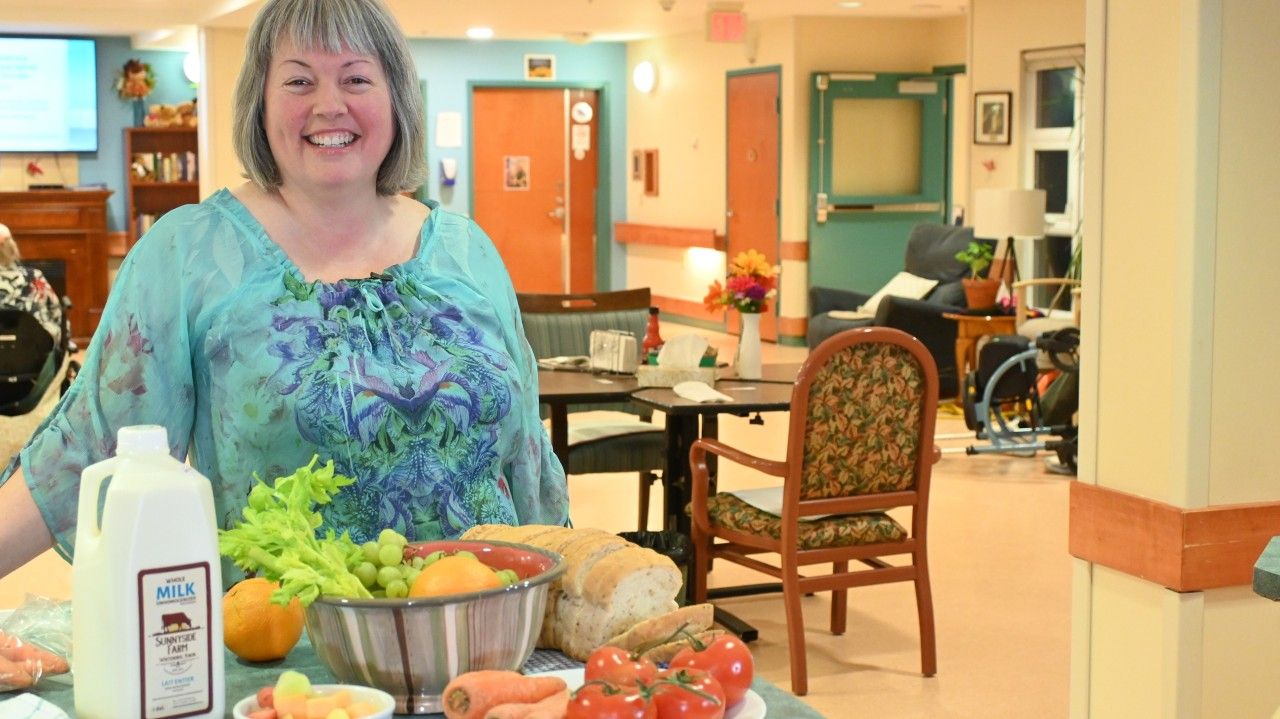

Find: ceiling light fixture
465;26;494;40
837;1;863;8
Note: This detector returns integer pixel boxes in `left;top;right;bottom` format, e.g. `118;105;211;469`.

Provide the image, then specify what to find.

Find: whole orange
408;555;502;598
222;577;304;662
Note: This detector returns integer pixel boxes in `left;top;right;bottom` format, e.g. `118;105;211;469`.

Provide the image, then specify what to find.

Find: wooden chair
518;288;664;530
688;327;940;695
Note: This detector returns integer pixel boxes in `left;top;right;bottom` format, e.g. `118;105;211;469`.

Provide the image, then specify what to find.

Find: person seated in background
0;223;63;347
0;0;567;585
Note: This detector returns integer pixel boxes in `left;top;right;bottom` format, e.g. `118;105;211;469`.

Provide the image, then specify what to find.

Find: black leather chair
807;223;993;399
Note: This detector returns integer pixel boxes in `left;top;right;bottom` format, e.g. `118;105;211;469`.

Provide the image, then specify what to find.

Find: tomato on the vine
669;634;755;705
567;681;656;719
651;668;726;719
584;645;659;687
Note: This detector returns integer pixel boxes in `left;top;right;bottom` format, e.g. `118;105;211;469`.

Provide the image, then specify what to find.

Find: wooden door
726;69;780;341
472;87;598;293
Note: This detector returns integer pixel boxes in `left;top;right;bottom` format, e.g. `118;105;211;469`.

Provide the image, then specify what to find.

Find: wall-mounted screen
0;36;98;152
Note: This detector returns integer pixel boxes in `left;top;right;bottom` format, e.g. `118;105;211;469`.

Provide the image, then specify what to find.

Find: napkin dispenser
589;330;639;373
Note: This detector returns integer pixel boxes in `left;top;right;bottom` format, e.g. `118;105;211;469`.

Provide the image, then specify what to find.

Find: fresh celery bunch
218;456;371;606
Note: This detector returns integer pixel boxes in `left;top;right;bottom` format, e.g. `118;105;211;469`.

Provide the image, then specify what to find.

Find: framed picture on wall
524;54;555;81
974;91;1012;145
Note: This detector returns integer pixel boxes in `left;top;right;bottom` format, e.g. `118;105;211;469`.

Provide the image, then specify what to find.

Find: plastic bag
0;595;71;692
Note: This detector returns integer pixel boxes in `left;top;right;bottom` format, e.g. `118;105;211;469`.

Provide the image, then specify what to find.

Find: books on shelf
130;151;198;183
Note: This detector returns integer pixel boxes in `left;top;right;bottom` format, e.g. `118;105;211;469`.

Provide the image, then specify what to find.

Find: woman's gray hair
232;0;426;195
0;223;18;268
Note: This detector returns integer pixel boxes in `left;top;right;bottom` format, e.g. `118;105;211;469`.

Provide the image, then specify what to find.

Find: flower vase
735;312;762;380
132;99;147;127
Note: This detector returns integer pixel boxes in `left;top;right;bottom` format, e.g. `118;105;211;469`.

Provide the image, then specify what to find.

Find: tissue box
589;330;639;373
636;365;718;388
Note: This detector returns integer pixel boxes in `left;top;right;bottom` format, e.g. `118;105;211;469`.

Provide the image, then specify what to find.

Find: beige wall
624;16;966;323
1074;0;1280;716
200;26;250;197
967;0;1085;200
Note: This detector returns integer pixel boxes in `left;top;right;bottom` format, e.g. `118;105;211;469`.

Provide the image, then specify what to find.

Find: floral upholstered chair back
796;334;928;502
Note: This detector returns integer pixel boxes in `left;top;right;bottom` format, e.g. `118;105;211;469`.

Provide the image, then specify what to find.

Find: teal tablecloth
26;635;825;718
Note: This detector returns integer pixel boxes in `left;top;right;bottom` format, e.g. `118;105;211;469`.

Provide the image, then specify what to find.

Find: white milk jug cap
117;425;169;455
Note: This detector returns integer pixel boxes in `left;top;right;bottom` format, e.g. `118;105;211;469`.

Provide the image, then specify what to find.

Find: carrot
484;687;570;719
0;630;70;675
442;670;567;719
0;654;35;690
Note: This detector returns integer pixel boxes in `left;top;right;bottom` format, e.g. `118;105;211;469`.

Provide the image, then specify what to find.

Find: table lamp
973;188;1047;289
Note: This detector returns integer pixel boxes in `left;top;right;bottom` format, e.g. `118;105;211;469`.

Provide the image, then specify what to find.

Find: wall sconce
632;61;657;94
183;51;201;85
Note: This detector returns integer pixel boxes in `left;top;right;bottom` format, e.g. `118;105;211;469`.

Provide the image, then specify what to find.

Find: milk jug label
138;563;213;718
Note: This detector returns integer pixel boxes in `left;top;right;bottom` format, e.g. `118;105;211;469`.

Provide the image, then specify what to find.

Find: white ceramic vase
735;312;762;380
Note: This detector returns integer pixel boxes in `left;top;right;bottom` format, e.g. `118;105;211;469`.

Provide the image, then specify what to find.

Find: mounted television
0;35;98;152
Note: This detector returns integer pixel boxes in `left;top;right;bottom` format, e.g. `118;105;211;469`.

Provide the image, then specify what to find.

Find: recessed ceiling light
837;1;863;8
465;26;494;40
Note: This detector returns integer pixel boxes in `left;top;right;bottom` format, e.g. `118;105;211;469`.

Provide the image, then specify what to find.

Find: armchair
807;223;990;399
689;327;940;695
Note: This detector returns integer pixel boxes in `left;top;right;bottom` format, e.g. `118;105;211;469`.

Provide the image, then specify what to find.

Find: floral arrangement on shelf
115;58;156;101
703;249;779;314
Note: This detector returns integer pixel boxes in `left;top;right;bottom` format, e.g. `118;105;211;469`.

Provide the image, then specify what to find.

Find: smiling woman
0;0;568;588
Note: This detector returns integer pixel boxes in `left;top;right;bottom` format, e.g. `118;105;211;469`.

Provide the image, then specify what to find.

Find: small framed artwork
524;54;555;81
504;155;530;190
974;91;1012;145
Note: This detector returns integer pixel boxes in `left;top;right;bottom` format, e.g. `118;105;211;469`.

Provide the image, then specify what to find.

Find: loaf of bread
462;524;682;660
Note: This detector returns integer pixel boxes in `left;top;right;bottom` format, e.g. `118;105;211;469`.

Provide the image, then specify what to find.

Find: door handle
548;207;566;219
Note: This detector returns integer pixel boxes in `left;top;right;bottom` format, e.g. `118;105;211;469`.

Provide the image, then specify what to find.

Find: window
1021;47;1083;303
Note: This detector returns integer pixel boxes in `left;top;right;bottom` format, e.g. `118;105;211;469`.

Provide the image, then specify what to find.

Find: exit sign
707;10;747;42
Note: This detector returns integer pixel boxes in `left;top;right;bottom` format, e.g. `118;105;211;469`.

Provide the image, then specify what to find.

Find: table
536;368;641;468
26;634;826;718
942;311;1017;402
631;368;797;641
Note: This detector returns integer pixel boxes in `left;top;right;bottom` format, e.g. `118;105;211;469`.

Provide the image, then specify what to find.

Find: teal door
807;72;951;293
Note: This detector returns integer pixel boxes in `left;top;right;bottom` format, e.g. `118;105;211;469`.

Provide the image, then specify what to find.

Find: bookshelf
124;127;199;248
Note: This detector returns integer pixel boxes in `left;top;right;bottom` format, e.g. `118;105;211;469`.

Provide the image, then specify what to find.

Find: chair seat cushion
705;492;907;550
565;419;666;475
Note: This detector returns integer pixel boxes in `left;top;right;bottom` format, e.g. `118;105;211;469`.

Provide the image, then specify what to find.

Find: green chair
518;288;665;530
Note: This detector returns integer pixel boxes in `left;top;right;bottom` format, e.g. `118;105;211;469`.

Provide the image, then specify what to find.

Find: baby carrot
0;654;35;690
484;687;570;719
442;670;567;719
0;631;70;675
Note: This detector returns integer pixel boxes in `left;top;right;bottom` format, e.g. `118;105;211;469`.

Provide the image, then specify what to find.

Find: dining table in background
535;368;641;469
630;363;800;641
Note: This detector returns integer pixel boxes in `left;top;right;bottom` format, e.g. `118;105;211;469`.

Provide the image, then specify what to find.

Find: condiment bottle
642;306;665;364
72;425;224;719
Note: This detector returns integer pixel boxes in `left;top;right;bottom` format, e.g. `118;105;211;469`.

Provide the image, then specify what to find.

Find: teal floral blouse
1;189;568;560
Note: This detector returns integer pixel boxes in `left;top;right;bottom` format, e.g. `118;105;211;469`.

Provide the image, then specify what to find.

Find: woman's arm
0;469;55;580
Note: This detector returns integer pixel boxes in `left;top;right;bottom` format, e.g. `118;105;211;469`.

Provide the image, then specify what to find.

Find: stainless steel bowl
304;538;564;714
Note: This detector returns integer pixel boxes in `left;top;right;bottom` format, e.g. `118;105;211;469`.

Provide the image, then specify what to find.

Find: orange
408;555;502;598
222;577;304;662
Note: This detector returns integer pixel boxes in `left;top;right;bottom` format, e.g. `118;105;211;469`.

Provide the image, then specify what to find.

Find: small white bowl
232;683;395;719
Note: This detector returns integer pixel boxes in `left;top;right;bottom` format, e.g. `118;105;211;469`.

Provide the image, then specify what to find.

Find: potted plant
955;241;1000;309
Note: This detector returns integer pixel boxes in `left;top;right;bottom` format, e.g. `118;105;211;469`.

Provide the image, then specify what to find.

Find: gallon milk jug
72;425;224;719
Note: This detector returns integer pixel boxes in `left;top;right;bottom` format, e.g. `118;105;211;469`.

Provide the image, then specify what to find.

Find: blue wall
77;39;194;233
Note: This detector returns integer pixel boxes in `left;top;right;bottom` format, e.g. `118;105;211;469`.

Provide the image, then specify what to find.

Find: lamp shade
974;188;1046;239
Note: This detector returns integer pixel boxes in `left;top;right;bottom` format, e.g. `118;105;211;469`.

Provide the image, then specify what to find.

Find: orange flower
705;250;779;314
